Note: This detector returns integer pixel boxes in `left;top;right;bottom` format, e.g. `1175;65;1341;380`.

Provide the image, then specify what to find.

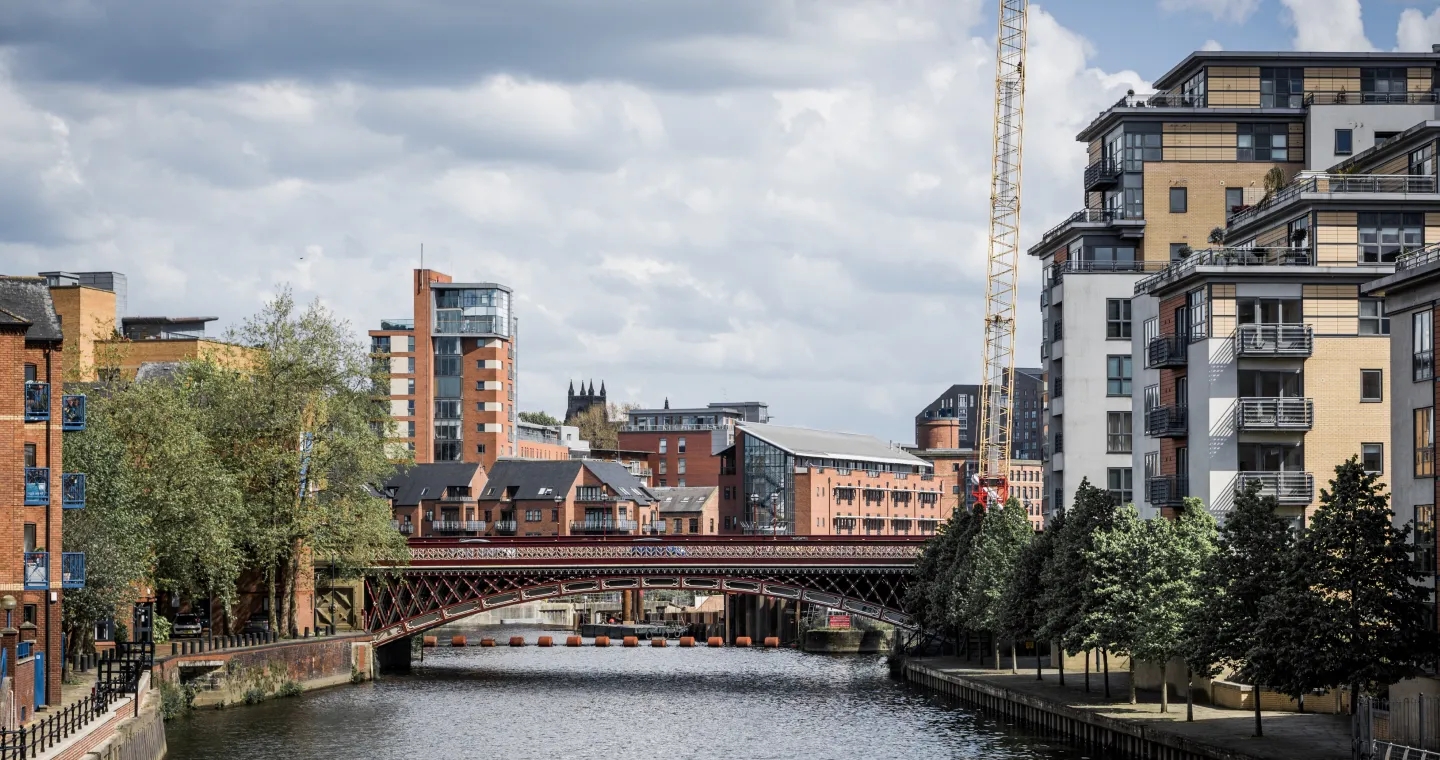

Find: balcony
1235;398;1314;431
1136;247;1313;295
622;423;727;432
433;316;507;336
1039;209;1146;247
642;520;669;535
62;473;85;509
494;520;518;535
1146;475;1189;507
390;520;414;535
1228;173;1439;229
23;552;46;590
431;520;486;532
60;395;86;431
1083;159;1123;192
1305;90;1440;106
61;552;85;589
1145;405;1188;438
24;468;48;506
570;519;638;534
1237;471;1314;505
23;382;49;422
1146;335;1188;369
1235;324;1313;357
378;319;414;331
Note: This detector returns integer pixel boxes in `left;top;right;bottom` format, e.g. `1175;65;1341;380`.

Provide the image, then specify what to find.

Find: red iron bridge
365;536;924;645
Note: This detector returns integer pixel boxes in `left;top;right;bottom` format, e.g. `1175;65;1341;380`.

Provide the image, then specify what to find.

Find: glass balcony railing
494;520;518;534
23;382;49;422
642;520;668;535
390;520;414;535
1135;247;1311;296
378;319;414;331
23;552;47;590
431;520;486;532
61;552;85;589
60;394;86;431
62;473;85;509
1235;398;1314;431
1228;173;1438;228
1238;471;1315;505
24;468;48;506
1235;324;1313;357
570;520;638;534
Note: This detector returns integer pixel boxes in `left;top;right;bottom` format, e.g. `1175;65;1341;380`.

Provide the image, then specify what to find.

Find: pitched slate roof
385;462;482;506
738;422;927;468
479;459;654;504
652;486;717;514
0;277;62;341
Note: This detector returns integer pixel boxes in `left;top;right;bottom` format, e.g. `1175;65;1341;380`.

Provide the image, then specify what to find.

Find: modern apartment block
369;269;518;469
914;369;1045;461
617;403;749;487
1033;48;1440;514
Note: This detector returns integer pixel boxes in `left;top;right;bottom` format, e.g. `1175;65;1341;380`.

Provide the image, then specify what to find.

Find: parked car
172;613;206;639
243;613;272;634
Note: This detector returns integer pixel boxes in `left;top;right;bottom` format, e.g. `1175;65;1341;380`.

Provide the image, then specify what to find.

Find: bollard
708;637;724;648
304;628;311;638
623;636;639;648
735;637;752;648
451;636;468;647
537;637;553;647
509;637;525;647
479;638;496;647
422;636;438;648
171;643;178;656
651;638;667;648
679;637;695;647
566;636;582;647
764;637;780;648
594;636;611;647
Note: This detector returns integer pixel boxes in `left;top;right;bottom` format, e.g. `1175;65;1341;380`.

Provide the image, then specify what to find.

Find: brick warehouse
1;276;83;715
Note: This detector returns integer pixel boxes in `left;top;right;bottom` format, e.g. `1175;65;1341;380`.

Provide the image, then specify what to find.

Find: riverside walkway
908;658;1352;760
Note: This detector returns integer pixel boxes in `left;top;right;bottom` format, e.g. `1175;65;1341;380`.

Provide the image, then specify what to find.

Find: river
164;626;1091;760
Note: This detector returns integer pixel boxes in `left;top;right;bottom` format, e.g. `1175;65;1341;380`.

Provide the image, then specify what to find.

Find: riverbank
154;632;374;710
902;658;1351;760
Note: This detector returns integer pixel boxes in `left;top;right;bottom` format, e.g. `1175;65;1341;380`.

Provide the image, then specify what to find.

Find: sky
2;0;1439;444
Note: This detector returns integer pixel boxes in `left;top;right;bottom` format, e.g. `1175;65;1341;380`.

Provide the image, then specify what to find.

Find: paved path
914;658;1353;760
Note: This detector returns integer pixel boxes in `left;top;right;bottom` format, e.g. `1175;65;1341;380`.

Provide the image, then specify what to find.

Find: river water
165;626;1090;760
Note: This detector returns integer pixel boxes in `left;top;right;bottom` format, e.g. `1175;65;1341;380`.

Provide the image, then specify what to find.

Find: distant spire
600;380;607;397
588;380;595;396
664;397;670;410
568;380;575;397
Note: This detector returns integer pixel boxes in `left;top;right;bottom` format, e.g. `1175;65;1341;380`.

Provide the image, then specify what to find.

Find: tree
906;507;975;634
572;404;620;450
1086;504;1148;703
1134;500;1217;713
1000;513;1060;679
1039;479;1117;683
518;410;560;426
1281;458;1436;709
961;497;1033;670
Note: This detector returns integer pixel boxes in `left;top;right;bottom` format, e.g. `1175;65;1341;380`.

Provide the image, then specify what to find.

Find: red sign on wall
828;615;852;629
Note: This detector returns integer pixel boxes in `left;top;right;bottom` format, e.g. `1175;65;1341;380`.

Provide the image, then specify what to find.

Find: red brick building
1;277;80;711
616;405;745;488
471;460;654;537
649;486;719;536
383;462;488;538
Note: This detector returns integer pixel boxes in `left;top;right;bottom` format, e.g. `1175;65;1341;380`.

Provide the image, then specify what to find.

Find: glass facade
433;287;511;337
741;434;794;535
433;337;462;461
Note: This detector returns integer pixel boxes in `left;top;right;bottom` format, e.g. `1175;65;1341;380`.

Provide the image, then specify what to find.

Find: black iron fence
0;690;119;760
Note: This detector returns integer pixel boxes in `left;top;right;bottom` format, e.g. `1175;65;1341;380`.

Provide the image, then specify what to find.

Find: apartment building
471;460;654;537
649;486;720;536
714;422;940;536
369;269;519;469
914;368;1046;461
1;277;85;713
383;462;488;538
1033;49;1440;514
515;421;584;460
617;403;748;487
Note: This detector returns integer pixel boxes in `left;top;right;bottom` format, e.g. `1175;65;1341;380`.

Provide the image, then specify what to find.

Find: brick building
715;422;940;536
1;276;82;712
617;403;746;488
649;486;719;536
383;462;488;537
466;459;654;537
515;421;580;461
914;368;1045;461
368;269;519;469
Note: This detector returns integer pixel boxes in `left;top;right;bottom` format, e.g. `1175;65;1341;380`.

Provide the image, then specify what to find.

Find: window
1237;123;1289;162
1260;67;1304;108
1169;243;1189;261
659;460;667;475
1361;370;1383;402
1334;129;1353;156
1360;299;1390;335
678;437;687;454
1416;407;1435;477
1416;310;1434;382
1411;145;1436;179
1237;298;1301;325
689;518;699;533
552;508;559;522
1107;468;1133;506
23;365;36;382
1361;68;1407;102
1238;443;1304;471
1225;187;1244;215
1417;505;1437;576
1143;384;1160;412
1106;355;1133;396
1106;299;1131;339
1362;443;1384;474
1169;187;1187;213
659;438;668;455
23;443;35;469
1106;412;1132;454
677;459;686;474
1188;289;1208;340
1360;212;1422;263
407;379;416;395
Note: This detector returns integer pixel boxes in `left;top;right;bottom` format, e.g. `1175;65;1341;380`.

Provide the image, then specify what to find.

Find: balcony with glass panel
62;473;85;509
570;519;637;534
432;286;511;337
431;520;486;533
24;468;48;506
23;552;46;590
494;519;518;535
61;552;85;589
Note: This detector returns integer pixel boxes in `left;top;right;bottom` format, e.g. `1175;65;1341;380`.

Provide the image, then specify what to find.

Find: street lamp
2;595;15;629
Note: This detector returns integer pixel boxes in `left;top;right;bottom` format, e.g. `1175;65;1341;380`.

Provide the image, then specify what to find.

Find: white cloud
0;2;1141;443
1397;8;1440;51
1201;39;1224;51
1160;0;1260;23
1279;0;1375;51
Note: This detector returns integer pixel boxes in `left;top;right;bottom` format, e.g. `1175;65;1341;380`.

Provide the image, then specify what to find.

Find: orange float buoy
764;636;780;648
509;636;525;647
450;636;467;647
566;636;582;647
480;638;496;647
651;638;667;647
735;636;752;647
422;636;438;648
594;636;611;647
707;637;724;648
679;637;695;647
623;636;639;647
537;636;553;647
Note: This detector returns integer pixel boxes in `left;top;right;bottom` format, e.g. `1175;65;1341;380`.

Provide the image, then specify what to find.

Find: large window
1188;289;1208;340
1237;298;1301;325
741;433;794;533
1169;187;1188;213
1359;212;1422;263
1260;68;1304;108
1415;310;1434;382
1237;124;1289;162
1238;443;1304;471
1106;355;1133;396
1106;299;1132;339
1361;68;1408;102
1416;407;1435;477
1412;145;1436;178
1107;412;1132;453
1360;299;1390;335
1417;504;1437;576
1107;468;1133;506
1237;369;1303;398
1123;129;1161;171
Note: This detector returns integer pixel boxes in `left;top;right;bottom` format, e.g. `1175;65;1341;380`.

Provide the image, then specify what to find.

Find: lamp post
748;494;759;536
3;595;14;630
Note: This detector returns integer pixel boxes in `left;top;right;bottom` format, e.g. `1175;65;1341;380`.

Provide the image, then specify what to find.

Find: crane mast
973;0;1028;510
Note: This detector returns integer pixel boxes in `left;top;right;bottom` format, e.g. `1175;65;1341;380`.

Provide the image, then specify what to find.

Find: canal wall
37;673;165;760
801;629;893;654
153;633;374;710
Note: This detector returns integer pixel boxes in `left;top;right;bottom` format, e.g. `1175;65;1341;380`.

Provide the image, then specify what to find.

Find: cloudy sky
2;0;1437;443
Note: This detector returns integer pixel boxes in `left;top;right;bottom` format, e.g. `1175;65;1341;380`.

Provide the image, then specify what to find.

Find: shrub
242;687;268;705
277;680;302;698
159;679;196;720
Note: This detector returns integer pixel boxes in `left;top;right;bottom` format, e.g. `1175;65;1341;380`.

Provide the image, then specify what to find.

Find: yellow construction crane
972;0;1027;510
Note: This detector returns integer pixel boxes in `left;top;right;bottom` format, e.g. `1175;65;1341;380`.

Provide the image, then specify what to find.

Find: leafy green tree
518;410;560;426
1279;458;1436;710
1039;479;1117;682
1134;500;1217;713
1001;513;1060;679
960;496;1033;670
905;508;968;633
1086;504;1148;702
940;506;984;640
